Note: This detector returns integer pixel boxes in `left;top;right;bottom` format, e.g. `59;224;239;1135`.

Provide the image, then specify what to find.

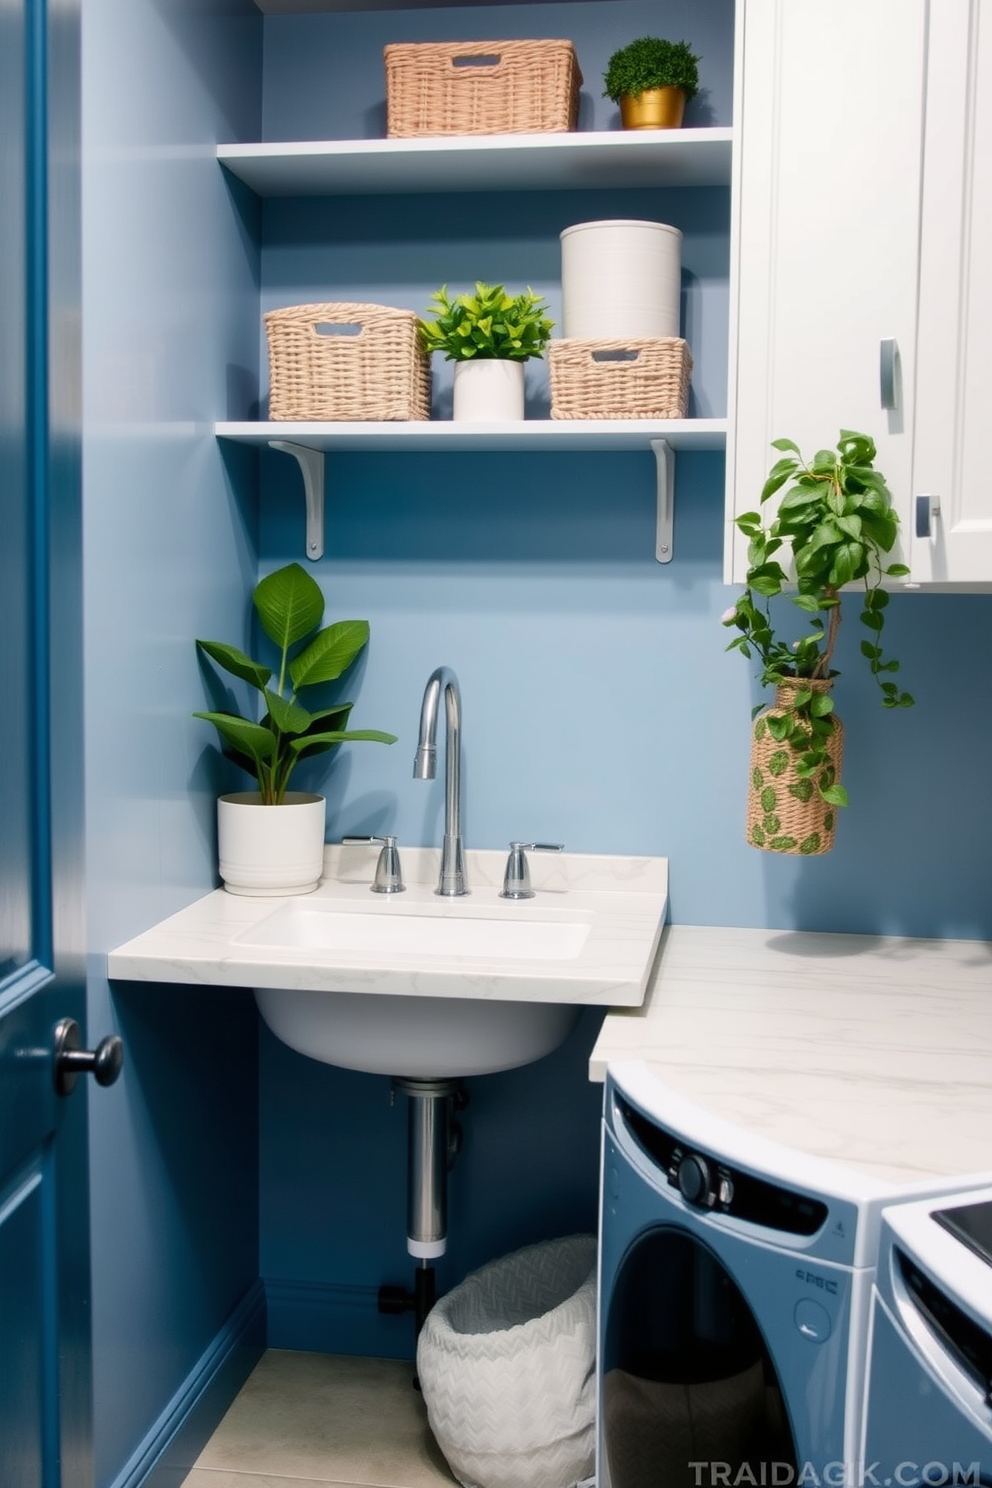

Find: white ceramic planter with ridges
452;358;526;421
217;791;326;896
560;219;683;339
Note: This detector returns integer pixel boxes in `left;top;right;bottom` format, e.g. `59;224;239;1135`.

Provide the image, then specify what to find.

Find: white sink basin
106;845;669;1080
253;984;581;1079
239;901;591;961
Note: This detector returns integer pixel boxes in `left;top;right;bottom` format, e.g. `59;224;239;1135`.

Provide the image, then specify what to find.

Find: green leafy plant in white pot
195;561;396;895
419;282;555;422
723;429;913;856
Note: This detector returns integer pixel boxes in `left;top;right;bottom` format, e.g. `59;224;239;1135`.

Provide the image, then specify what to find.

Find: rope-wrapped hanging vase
746;678;844;856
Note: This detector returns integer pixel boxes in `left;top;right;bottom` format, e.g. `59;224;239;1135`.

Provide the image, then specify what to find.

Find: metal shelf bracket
268;440;325;561
651;438;675;563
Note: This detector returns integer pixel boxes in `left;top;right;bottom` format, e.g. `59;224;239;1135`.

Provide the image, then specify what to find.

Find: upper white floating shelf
217;128;733;197
215;419;727;453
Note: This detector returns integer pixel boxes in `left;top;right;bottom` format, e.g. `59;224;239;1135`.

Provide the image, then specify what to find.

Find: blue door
0;1;101;1484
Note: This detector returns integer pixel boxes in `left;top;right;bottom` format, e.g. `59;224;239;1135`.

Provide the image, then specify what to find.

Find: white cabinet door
910;0;992;586
726;0;927;584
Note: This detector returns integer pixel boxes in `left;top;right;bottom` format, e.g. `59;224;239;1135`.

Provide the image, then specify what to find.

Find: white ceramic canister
560;219;683;340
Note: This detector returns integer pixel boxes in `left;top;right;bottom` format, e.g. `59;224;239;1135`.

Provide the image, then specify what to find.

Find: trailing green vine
723;429;915;809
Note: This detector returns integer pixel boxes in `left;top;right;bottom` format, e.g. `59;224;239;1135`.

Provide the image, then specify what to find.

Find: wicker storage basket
384;39;582;138
264;302;431;422
548;337;691;420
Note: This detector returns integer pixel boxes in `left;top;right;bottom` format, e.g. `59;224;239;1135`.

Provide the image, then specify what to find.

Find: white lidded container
560;219;683;340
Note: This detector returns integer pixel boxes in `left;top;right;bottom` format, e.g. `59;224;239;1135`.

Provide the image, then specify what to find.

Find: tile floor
181;1350;458;1488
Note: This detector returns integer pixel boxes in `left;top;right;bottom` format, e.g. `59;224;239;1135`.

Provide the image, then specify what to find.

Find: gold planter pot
619;87;686;130
746;679;844;856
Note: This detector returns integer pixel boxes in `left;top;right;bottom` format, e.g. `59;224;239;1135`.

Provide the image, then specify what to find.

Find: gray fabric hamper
416;1234;597;1488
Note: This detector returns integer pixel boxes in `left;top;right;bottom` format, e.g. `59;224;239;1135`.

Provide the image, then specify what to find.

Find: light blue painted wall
80;2;263;1483
251;0;992;1358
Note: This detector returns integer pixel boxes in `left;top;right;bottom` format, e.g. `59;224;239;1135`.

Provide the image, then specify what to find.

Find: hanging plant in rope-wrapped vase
723;430;915;856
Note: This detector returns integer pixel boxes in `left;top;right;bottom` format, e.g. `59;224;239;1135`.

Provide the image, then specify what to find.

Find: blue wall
80;2;264;1483
250;0;992;1361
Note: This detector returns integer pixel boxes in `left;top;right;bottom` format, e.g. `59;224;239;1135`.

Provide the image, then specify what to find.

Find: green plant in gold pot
723;430;914;856
603;36;701;129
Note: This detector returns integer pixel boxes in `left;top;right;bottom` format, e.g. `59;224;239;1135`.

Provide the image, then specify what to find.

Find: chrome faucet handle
341;835;405;894
499;841;564;901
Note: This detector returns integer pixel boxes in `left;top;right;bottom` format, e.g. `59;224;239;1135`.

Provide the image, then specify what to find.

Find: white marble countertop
589;924;992;1185
107;845;668;1007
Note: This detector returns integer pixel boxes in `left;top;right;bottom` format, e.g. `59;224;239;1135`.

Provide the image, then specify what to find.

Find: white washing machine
599;1060;992;1488
862;1187;992;1483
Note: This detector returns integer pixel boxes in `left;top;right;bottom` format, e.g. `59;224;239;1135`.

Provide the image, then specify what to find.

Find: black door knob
53;1017;124;1097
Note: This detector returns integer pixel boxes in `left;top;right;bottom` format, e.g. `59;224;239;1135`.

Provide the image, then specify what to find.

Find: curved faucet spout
414;667;466;896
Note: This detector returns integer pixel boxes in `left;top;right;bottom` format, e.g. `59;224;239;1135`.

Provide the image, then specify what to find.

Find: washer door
601;1226;798;1488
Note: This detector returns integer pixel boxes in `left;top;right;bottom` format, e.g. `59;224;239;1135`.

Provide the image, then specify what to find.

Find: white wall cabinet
726;0;928;585
910;0;992;585
727;0;992;589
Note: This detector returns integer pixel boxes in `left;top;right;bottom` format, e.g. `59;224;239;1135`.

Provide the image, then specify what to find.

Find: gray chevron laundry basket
416;1234;597;1488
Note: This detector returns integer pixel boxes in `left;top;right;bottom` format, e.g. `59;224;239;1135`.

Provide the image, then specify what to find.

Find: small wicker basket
264;302;431;422
548;337;692;420
384;39;582;138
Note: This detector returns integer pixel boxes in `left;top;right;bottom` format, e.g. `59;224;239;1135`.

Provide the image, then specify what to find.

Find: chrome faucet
413;666;466;896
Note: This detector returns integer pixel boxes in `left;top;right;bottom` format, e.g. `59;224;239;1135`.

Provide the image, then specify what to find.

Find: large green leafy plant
419;282;555;362
723;430;914;809
603;36;701;103
195;562;396;805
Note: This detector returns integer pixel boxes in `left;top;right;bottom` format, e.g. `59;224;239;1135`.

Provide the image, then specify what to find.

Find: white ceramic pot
560;219;683;340
452;358;526;421
217;791;326;896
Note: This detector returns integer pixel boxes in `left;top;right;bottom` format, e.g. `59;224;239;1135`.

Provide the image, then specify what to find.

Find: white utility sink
106;845;669;1080
239;900;591;961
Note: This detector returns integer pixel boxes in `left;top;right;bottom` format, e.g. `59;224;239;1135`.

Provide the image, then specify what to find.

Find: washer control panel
616;1093;828;1237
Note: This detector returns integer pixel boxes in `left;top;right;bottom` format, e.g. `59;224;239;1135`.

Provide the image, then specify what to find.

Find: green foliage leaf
254;562;324;651
196;639;271;692
290;620;370;689
819;782;849;808
263;690;311;736
827;540;866;588
287;728;397;757
809;692;834;718
193;711;276;765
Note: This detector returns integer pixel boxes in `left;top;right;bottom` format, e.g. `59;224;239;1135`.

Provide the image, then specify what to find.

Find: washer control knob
677;1153;714;1207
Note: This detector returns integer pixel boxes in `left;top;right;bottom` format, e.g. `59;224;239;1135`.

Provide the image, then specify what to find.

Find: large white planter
560;219;683;340
217;791;326;896
452;358;526;421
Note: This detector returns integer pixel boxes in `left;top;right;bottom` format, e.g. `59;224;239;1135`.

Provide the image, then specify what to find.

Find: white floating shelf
217;421;726;564
217;128;733;197
215;419;727;453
